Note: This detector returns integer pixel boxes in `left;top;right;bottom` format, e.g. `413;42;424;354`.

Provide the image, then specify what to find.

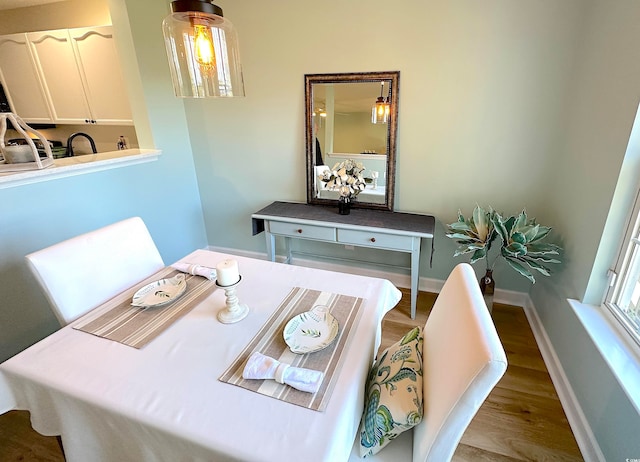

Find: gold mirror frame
305;71;399;211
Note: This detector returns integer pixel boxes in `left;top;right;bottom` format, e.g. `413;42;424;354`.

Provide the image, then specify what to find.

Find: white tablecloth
0;250;401;462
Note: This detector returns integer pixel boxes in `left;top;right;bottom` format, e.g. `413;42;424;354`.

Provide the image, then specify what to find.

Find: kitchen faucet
66;132;97;157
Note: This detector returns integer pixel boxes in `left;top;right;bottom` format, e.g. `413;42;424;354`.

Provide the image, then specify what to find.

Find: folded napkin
171;262;217;280
242;352;324;393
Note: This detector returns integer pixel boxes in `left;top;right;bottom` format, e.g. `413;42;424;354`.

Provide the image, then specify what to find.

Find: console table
251;201;435;319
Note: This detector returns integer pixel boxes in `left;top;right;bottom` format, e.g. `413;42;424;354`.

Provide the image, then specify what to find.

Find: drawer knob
370;237;376;243
297;229;303;234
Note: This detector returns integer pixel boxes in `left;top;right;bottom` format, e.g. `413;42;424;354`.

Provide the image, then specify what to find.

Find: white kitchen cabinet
28;26;133;125
69;26;133;125
28;29;90;124
0;33;53;123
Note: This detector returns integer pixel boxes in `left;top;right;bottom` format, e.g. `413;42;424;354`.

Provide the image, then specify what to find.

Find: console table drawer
337;229;414;251
253;202;435;320
268;221;336;241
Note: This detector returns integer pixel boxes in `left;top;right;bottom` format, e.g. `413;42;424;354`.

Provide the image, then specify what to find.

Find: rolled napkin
171;262;217;280
242;352;324;393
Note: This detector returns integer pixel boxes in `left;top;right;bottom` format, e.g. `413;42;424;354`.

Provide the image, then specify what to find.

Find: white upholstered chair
350;262;508;462
25;217;165;326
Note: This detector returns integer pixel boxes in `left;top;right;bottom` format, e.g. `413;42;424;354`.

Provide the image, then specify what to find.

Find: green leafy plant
446;205;561;283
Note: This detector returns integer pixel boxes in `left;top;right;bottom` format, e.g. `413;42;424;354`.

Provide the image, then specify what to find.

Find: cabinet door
28;29;92;124
70;26;133;125
0;33;53;123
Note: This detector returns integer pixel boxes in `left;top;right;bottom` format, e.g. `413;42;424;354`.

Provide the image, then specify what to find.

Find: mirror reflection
314;82;388;155
305;71;399;211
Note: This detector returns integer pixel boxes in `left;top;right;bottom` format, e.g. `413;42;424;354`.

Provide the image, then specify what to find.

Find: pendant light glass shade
162;0;245;98
371;82;390;124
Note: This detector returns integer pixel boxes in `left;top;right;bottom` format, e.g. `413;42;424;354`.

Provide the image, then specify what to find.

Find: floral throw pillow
358;326;424;457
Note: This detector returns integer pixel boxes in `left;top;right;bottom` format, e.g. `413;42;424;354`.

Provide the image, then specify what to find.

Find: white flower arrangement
319;159;367;198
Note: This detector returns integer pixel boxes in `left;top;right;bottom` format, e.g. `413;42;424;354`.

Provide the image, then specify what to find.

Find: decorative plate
131;273;187;308
283;305;339;354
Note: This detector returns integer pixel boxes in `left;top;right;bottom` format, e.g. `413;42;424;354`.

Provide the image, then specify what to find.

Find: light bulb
372;98;389;124
193;24;215;70
371;81;390;124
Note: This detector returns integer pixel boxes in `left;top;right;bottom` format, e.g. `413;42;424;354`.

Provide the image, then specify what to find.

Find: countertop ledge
0;149;161;189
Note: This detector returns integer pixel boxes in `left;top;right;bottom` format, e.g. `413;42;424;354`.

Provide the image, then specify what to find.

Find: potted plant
446;205;561;312
319;159;367;215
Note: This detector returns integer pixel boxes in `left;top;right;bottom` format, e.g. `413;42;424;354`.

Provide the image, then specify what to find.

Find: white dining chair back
25;217;165;326
314;165;330;193
350;262;507;462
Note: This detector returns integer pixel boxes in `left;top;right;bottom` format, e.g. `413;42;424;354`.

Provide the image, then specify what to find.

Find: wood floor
0;289;583;461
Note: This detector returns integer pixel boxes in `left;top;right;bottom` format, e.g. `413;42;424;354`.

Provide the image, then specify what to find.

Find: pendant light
162;0;245;98
371;81;390;124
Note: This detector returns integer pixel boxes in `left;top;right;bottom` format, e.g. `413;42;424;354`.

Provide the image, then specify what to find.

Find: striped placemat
73;268;217;348
219;287;364;412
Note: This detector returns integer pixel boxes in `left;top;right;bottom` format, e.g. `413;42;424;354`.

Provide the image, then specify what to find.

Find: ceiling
0;0;65;10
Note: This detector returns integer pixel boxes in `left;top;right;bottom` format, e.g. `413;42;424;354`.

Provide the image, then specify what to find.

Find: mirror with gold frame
305;71;399;211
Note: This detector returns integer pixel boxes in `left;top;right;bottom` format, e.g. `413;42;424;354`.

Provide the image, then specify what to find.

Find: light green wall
333;112;387;154
188;0;585;290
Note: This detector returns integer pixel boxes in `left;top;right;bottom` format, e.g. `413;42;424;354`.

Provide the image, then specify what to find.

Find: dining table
0;249;402;462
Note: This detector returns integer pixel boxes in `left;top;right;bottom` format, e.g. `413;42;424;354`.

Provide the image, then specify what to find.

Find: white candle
216;259;240;286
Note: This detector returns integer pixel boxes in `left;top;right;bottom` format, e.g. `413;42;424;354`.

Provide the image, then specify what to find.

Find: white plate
283;305;339;354
131;274;187;308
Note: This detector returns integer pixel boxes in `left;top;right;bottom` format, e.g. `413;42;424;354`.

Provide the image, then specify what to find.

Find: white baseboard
209;245;601;460
211;245;530;307
523;297;605;462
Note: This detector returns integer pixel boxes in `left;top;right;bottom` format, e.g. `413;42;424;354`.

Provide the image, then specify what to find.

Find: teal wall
1;0;640;458
0;0;207;362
